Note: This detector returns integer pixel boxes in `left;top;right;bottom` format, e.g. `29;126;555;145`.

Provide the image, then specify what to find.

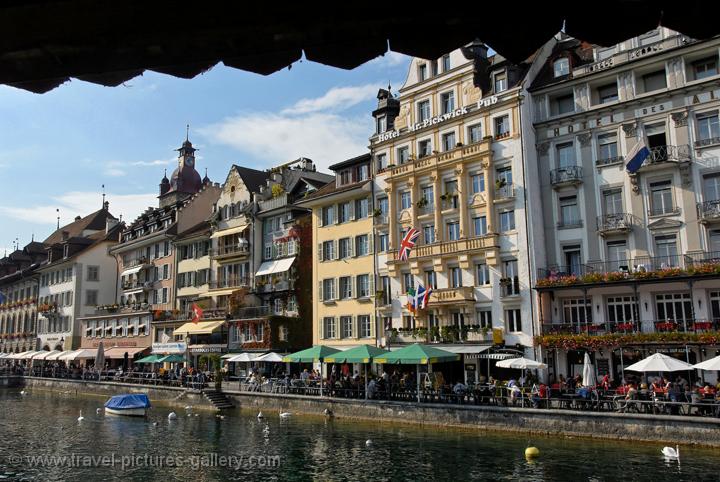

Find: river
0;389;716;481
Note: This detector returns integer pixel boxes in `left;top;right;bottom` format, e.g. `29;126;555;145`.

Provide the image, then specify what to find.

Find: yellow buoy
525;447;540;458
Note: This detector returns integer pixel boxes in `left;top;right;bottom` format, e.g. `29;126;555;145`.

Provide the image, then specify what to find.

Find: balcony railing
211;244;250;258
694;136;720;148
595;155;624;167
432;286;475;303
121;280;154;291
440;196;459;210
389;234;498;262
374;214;389;225
495;182;515;200
417;204;435;216
380;140;491;180
123;257;151;269
230;305;271;320
698;200;720;223
643;144;691;166
648;206;680;217
258;193;288;212
550;166;583;187
210;276;251;290
597;213;635;234
541;319;720;336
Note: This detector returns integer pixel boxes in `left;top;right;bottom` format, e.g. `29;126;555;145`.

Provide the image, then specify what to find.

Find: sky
0;51;412;255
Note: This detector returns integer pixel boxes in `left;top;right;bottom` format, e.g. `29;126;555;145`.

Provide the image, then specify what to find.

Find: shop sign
152;342;187;354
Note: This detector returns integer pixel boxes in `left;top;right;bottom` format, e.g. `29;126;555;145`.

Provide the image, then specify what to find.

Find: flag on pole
406;287;416;314
625;138;650;173
415;284;433;310
398;227;420;261
191;303;203;324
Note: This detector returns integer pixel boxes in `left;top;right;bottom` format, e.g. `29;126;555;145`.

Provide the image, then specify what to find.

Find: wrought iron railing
697;200;720;221
550;166;583;185
597;213;635;232
644;144;691;165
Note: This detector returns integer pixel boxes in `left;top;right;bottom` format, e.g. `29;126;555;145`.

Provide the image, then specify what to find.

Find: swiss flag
191;303;203;324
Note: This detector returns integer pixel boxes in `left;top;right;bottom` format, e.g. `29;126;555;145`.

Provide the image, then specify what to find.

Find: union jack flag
398;227;420;261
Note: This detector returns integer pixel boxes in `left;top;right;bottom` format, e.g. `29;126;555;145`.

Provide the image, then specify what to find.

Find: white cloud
104;168;126;177
102;157;174;177
201;112;371;171
366;50;412;69
0;191;158;228
282;84;381;115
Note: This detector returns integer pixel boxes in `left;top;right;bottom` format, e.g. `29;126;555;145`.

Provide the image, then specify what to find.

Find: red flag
191;303;203;324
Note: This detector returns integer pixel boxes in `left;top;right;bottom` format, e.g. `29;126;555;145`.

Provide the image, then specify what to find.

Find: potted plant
495;178;507;189
499;277;512;286
416;197;429;208
373;208;382;217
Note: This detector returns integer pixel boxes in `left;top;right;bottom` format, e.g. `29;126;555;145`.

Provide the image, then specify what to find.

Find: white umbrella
227;353;260;363
692;355;720;371
95;342;105;373
496;357;547;370
582;352;596;387
254;352;284;362
625;353;693;372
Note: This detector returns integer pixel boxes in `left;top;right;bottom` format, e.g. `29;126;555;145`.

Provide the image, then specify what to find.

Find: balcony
210;276;252;290
121;280;154;292
541;319;720;336
211;244;250;260
258;193;288;212
641;144;691;168
417;203;435;217
597;213;635;235
694;136;720;149
440;196;459;211
123;257;151;270
494;182;515;201
432;286;475;304
595;155;624;168
255;280;292;292
698;200;720;223
380;140;491;181
230;305;271;320
373;213;389;226
550;166;583;188
388;234;498;262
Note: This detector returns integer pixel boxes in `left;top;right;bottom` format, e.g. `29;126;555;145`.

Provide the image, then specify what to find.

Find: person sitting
531;383;548;408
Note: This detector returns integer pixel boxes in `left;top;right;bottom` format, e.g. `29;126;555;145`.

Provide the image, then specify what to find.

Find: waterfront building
370;43;553;382
296;153;379;349
529;27;720;384
36;205;121;352
0;241;46;353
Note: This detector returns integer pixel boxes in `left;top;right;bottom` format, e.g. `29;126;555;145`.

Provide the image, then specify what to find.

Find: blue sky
0;51;412;254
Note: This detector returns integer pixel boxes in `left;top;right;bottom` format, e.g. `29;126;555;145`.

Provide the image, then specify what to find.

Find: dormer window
356;164;369;182
442;54;451;73
418;63;428;81
554;58;570;77
63;245;69;258
339;169;351;185
376;115;387;134
494;71;508;93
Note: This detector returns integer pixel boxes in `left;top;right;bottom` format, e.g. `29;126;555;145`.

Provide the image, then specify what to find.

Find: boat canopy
104;394;151;410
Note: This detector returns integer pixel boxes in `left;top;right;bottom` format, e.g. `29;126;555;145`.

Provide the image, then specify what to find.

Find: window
441;54;451;72
400;191;412;210
377;197;388;215
85;290;98;306
555;94;575;115
449;266;462;288
654;235;678;267
339;276;352;299
641;69;667;93
563;298;592;324
697;112;720;142
425;270;437;290
503;259;519;295
322;279;336;302
441;132;456;151
355;235;369;256
357;274;370;298
376;115;387;134
597;133;618;161
563;245;582;276
323;317;335;339
418;139;432;158
473;216;487;236
337;202;351;223
418;100;431;122
693;56;718;80
704;173;720;201
162;287;168;304
468;124;482;144
420;185;434;208
321;206;335;226
376;153;387;171
556;142;575;167
418;63;427;81
378;233;389;252
559;196;580;227
397;147;410;164
447;221;460;241
499;210;515;232
649;180;674;215
355;198;369;218
340;316;353;339
356;164;370;181
440;91;455;114
607;241;628;271
477;310;492;329
423;225;435;244
471;173;485;194
597;83;618;104
494;71;507;93
505;309;522;332
339;238;351;259
603;189;623;215
402;272;414;293
340;169;351;185
553;58;569;77
494;116;509;138
287;295;297;313
87;266;99;282
359;315;371;338
476;263;490;285
322;240;335;261
655;293;692;325
163;264;169;280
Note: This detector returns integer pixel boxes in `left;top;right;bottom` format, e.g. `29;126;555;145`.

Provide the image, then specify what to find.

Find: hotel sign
188;344;225;354
152;342;187;354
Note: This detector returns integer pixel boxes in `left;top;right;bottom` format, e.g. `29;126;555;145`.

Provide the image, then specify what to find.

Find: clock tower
159;130;203;207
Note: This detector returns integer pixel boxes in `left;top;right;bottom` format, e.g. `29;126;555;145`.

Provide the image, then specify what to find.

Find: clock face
186;155;195;167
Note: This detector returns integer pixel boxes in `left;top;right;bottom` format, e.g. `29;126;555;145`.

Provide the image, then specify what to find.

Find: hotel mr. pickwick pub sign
376;95;500;142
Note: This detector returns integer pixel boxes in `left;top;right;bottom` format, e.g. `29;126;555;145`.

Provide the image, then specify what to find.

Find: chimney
103;201;110;211
75;216;82;221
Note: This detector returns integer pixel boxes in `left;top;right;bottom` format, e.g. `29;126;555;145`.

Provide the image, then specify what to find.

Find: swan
365;440;372;447
168;412;177;420
77;410;84;422
96;408;102;414
279;412;291;418
257;411;264;419
19;390;27;396
152;421;159;426
662;445;679;459
323;408;333;417
194;414;199;417
185;405;193;411
216;415;225;420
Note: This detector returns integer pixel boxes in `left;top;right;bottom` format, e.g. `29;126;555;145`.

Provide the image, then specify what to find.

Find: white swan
365;439;372;447
185;405;193;411
257;411;264;419
662;445;679;459
19;390;27;396
77;410;84;422
279;412;291;418
168;411;177;420
96;408;102;414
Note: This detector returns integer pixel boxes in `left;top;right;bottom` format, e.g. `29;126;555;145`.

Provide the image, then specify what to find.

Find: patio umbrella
158;354;186;364
325;345;388;400
136;354;163;364
374;344;460;403
95;342;105;375
254;352;284;362
582;352;597;388
692;355;720;371
283;345;341;396
625;353;693;372
227;353;260;363
495;357;547;370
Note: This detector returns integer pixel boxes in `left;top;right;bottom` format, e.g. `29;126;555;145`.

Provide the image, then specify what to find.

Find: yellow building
297;154;377;348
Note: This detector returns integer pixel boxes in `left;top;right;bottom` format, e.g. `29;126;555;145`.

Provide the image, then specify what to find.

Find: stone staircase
203;390;235;410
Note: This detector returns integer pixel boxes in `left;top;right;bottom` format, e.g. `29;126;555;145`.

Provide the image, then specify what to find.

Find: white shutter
351;275;356;298
333;240;338;260
333;278;339;300
318;243;323;261
333;205;339;225
369;234;374;254
319;281;324;301
369;275;375;296
349;237;355;257
349;200;355;221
